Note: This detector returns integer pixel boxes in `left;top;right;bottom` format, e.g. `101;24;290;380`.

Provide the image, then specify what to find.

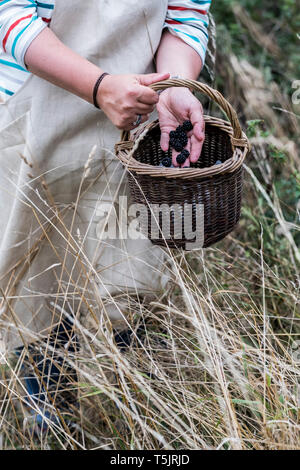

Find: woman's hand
157;87;205;167
96;72;170;130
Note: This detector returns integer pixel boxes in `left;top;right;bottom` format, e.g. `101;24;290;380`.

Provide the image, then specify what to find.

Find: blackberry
177;133;187;143
176;152;188;165
161;156;172;167
169;137;177;147
180;134;188;147
173;140;185;152
169;126;188;151
174;133;187;146
182;120;193;132
181;149;190;159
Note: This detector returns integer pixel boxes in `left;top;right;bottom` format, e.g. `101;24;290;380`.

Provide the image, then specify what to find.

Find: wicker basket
115;78;250;250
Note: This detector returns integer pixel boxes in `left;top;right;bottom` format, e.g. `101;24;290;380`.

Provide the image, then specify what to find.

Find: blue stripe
172;28;206;53
0;58;28;72
173;27;208;44
36;2;54;9
11;15;38;60
186;23;209;39
0;85;14;96
191;0;211;4
0;0;11;6
171;17;209;27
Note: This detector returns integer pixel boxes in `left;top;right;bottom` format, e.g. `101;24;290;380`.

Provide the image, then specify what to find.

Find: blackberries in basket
181;149;190;159
170;134;188;152
182;120;193;132
176;149;190;165
161;156;172;167
173;140;186;152
176;154;186;165
169;120;193;153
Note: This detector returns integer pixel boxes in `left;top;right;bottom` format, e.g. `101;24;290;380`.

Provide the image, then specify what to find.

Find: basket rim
115;116;250;180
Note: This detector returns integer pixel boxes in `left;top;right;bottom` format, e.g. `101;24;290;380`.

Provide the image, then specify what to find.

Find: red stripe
166;19;182;24
168;5;207;15
2;14;32;52
42;17;51;23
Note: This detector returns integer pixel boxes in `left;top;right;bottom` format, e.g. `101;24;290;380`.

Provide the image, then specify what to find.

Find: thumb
138;72;170;87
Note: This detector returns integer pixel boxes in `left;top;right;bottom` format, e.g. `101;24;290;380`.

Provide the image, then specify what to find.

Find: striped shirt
0;0;211;100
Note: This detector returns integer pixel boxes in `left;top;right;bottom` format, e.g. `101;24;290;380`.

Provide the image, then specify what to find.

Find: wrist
93;72;110;109
157;74;181;97
157;75;195;97
159;85;195;98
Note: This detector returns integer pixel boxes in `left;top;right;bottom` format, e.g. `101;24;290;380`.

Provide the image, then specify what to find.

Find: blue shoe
15;317;79;433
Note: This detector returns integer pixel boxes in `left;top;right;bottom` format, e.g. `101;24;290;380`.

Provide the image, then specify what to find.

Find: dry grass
0;151;299;449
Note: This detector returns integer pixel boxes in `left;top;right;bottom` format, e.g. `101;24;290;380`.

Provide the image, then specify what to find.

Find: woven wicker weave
115;78;251;250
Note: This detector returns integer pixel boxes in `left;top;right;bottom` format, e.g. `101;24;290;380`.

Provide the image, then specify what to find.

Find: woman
0;0;211;425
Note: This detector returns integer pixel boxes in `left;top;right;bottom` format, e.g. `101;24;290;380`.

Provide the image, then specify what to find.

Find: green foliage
212;0;300;91
246;119;265;138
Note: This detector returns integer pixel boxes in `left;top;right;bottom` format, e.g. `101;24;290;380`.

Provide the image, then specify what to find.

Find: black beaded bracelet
93;72;109;109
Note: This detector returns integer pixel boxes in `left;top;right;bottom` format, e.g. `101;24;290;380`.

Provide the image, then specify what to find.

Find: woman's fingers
183;140;191;168
156;87;206;166
160;130;171;152
137;88;160;105
189;102;204;136
190;133;204;163
136;72;169;105
140;114;149;125
189;105;205;163
96;72;171;130
135;102;155;114
172;148;179;167
122;113;149;131
137;72;170;87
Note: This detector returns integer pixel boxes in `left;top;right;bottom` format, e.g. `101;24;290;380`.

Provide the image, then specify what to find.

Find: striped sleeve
0;0;48;69
165;0;211;67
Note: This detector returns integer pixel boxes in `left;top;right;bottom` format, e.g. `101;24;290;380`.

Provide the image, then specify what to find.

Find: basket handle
120;78;247;148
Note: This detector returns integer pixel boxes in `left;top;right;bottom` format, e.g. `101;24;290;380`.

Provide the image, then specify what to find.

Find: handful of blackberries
161;120;193;167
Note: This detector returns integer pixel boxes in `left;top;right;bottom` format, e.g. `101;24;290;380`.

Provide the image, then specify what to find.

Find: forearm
155;30;203;80
23;25;169;131
24;27;104;104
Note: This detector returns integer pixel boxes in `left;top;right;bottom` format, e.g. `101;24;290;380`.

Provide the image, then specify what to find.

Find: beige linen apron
0;0;169;352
